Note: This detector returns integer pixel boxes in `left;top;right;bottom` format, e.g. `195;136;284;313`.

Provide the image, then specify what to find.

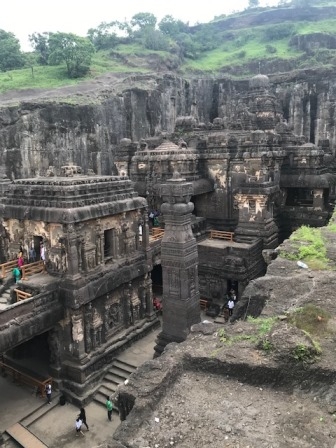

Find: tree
29;32;51;65
130;12;157;31
248;0;260;7
0;30;24;72
158;15;189;37
24;52;38;78
48;32;95;78
291;0;313;6
87;22;120;50
142;29;170;51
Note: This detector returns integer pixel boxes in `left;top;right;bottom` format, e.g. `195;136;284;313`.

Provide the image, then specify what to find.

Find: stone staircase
3;393;60;446
93;359;138;415
0;287;12;310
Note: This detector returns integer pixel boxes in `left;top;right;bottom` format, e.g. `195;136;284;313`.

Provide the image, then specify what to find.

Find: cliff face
0;69;336;179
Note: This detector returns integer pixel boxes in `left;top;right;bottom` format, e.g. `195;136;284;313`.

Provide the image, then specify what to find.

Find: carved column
154;173;200;357
65;223;81;279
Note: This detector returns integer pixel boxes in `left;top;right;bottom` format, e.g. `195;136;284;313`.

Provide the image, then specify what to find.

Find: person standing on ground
106;396;113;421
79;407;89;430
228;298;235;316
75;417;84;437
12;267;21;283
45;382;52;404
17;254;24;270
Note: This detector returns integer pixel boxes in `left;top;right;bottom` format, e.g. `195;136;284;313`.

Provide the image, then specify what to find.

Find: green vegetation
216;317;277;350
280;225;330;269
292;342;320;362
3;2;336;91
287;304;330;337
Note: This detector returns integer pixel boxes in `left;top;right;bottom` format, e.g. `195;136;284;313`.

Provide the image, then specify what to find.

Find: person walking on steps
106;396;113;421
79;407;89;430
45;382;52;404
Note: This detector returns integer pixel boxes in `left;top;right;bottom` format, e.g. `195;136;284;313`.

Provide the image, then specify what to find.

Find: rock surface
103;230;336;448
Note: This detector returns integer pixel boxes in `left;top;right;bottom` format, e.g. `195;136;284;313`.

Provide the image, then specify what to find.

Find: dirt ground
127;371;336;448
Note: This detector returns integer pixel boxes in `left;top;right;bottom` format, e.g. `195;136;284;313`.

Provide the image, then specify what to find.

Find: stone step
113;359;137;374
108;366;132;382
20;393;60;428
105;371;127;385
99;384;117;397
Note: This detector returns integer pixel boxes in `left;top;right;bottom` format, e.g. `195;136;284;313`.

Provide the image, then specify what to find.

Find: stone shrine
154;173;200;356
0;167;158;402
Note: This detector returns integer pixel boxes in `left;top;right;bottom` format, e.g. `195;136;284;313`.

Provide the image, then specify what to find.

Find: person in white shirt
228;299;235;316
75;418;84;436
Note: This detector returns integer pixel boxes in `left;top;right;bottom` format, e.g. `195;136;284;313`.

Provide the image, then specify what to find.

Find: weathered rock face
2;70;336;179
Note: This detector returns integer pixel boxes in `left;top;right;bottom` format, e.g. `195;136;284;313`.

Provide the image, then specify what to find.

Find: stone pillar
154;173;200;357
66;223;81;279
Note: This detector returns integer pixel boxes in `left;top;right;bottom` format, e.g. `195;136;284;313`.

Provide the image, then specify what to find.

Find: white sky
2;0;280;51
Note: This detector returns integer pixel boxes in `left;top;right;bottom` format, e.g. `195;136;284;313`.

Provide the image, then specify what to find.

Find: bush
265;44;277;54
237;50;246;59
263;23;295;41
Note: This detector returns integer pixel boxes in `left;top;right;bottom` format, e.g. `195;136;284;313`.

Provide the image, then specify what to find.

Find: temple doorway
227;279;238;297
151;264;162;299
33;235;43;261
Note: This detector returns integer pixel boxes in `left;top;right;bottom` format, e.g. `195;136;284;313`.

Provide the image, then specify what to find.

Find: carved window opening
104;229;114;259
248;200;256;213
286;188;313;206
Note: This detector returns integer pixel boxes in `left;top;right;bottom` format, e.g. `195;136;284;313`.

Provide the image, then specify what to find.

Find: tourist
17;255;24;270
153;297;162;314
45;382;52;404
78;407;89;430
148;211;155;227
106;396;113;421
12;267;21;283
28;246;36;263
75;417;84;436
40;244;46;262
228;298;235;316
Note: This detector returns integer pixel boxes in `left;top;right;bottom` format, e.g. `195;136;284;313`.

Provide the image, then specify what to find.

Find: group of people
225;289;238;316
74;396;113;437
44;382;113;437
12;243;45;283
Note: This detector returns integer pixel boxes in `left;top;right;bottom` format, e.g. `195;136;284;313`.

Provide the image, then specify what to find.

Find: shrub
263;23;296;41
237;50;247;59
265;44;277;54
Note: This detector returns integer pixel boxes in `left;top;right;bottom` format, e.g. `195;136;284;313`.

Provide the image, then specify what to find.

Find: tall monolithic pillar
154;173;200;357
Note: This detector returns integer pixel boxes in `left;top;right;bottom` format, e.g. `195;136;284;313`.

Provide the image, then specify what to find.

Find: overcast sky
3;0;280;51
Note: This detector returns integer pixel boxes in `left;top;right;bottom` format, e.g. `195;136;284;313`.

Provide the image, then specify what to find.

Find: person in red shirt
17;256;24;269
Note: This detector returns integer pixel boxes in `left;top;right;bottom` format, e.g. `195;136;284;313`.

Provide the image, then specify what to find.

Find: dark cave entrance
151;264;162;299
310;94;318;144
4;331;51;378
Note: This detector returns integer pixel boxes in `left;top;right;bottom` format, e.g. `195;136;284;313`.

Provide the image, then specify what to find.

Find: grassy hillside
2;4;336;94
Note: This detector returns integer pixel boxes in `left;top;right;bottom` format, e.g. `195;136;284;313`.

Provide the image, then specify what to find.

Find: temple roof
152;140;180;152
0;175;146;223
